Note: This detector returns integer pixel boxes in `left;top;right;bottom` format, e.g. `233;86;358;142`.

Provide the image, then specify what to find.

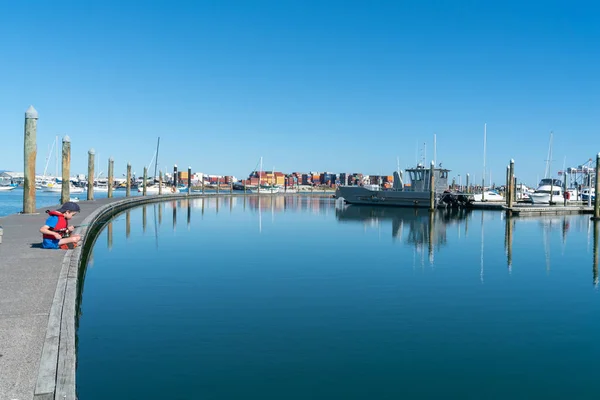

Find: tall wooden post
188;166;192;195
505;165;510;206
143;167;147;196
23;105;38;213
107;157;114;198
594;153;600;220
508;159;515;208
61;136;71;204
159;171;163;195
173;164;178;189
87;149;95;201
126;163;131;197
202;175;205;194
429;161;435;212
466;173;470;194
217;177;220;194
563;173;568;206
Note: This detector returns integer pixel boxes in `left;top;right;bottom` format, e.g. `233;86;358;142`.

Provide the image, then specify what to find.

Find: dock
470;200;595;216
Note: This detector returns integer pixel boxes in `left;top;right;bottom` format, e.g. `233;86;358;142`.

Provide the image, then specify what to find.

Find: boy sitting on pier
39;202;82;249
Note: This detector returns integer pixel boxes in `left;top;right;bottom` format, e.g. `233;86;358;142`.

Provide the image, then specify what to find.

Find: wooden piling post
126;163;131;197
159;171;163;195
508;160;515;208
173;165;178;189
188;167;192;195
23;105;38;213
466;173;470;194
217;177;220;194
593;153;600;220
108;157;114;199
429;161;435;212
87;149;95;201
61;136;71;204
230;180;233;194
563;173;568;206
505;165;510;206
143;167;147;196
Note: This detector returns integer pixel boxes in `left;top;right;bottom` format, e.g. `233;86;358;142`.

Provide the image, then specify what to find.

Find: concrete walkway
0;197;119;400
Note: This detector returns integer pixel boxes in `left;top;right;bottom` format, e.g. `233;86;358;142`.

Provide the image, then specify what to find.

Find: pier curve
22;192;331;400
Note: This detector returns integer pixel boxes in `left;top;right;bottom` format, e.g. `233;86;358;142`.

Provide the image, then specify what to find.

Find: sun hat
57;201;81;213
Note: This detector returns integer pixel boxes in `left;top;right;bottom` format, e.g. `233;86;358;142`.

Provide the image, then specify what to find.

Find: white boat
250;185;280;194
138;185;181;194
473;190;504;202
0;185;15;191
529;178;565;204
43;183;84;193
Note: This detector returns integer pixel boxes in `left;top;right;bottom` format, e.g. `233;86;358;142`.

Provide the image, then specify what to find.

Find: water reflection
594;220;599;287
335;205;471;251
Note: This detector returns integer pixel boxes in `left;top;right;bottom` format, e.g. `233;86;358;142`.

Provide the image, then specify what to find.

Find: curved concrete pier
0;192;333;399
0;194;204;400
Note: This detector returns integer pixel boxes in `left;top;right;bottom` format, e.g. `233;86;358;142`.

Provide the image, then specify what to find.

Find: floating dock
470;201;595;216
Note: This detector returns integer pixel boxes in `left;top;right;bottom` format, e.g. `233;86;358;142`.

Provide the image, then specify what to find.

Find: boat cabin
406;164;450;193
538;178;563;187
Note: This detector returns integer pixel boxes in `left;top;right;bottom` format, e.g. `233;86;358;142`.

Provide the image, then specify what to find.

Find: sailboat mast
154;137;160;180
482;123;487;191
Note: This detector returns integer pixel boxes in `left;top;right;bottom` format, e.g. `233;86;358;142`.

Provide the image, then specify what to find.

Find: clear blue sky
1;0;598;185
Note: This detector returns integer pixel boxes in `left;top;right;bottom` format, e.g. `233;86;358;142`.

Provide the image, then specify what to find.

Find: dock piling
508;159;515;208
126;163;131;197
466;173;470;193
173;165;178;189
159;171;163;195
505;166;510;206
23;106;38;213
429;161;435;212
142;167;147;196
61;136;71;204
87;149;95;201
108;157;114;199
188;167;192;195
593;153;600;220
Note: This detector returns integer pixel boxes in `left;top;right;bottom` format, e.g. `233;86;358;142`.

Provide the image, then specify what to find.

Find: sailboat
529;133;565;204
249;157;280;194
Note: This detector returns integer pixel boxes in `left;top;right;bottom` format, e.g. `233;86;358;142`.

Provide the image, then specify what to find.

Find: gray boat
335;163;471;208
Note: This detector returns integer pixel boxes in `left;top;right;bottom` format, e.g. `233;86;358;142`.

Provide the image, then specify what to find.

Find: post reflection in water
158;202;162;226
428;211;434;265
107;222;113;251
216;197;219;213
594;220;599;286
172;201;177;231
187;200;191;227
505;216;514;271
142;205;147;233
125;210;131;239
230;196;233;213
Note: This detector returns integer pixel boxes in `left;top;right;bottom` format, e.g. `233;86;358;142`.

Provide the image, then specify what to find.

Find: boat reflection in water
335;205;471;253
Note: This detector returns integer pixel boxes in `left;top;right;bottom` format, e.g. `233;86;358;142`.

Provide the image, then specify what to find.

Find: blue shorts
42;238;60;249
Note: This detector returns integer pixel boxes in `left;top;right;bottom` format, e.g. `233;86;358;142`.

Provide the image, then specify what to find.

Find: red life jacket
42;210;68;240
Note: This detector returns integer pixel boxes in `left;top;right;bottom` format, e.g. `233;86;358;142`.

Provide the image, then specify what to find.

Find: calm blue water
77;197;600;399
0;188;138;217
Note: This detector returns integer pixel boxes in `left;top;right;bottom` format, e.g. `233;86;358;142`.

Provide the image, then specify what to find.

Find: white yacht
529;178;565;204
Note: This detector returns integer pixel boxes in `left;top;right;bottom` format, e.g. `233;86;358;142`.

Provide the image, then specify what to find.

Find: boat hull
336;186;436;208
529;193;565;204
0;186;15;191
